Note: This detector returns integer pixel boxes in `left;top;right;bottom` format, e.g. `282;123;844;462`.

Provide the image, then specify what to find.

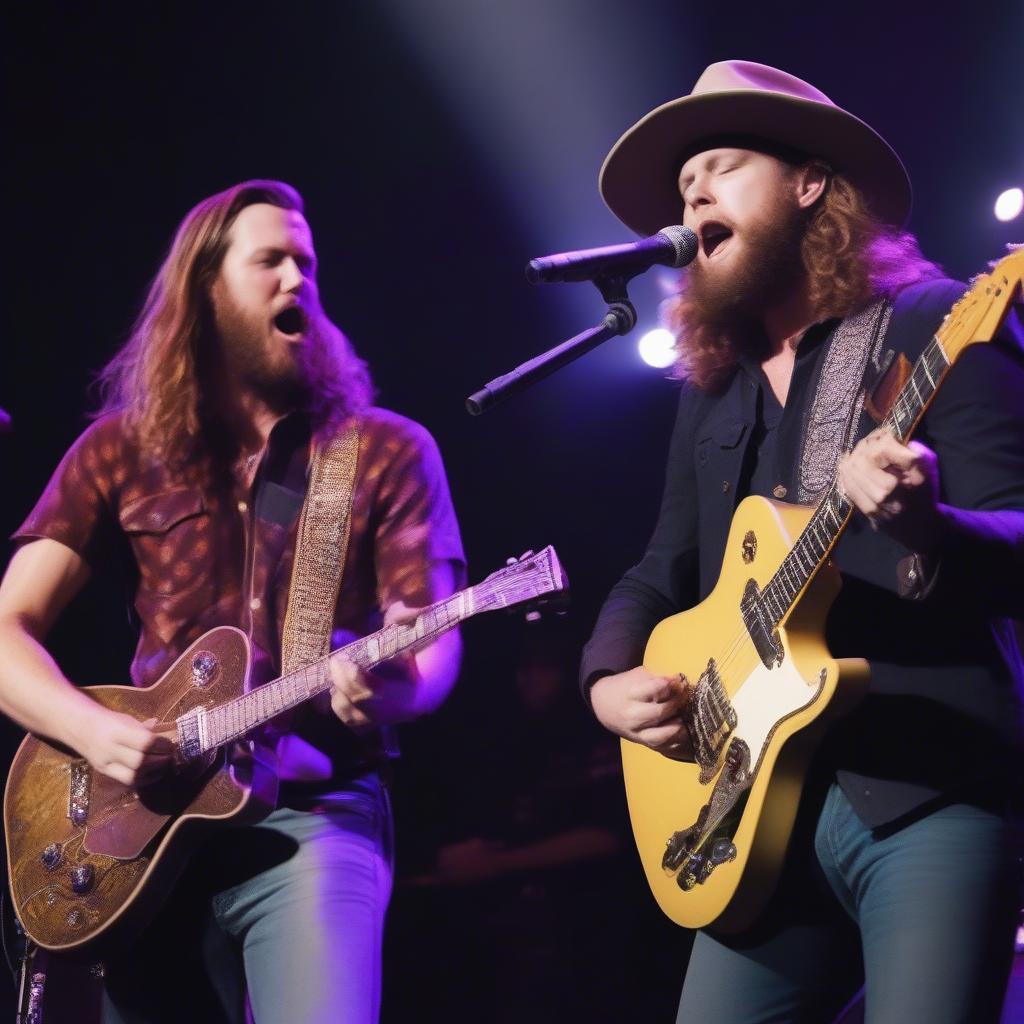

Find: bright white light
994;188;1024;222
638;328;677;368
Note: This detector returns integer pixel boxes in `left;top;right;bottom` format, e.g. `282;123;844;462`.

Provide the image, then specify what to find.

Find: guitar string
201;585;504;748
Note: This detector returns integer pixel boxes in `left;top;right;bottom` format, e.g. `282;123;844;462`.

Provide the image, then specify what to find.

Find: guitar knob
709;838;737;865
70;864;94;895
40;844;62;870
192;650;219;688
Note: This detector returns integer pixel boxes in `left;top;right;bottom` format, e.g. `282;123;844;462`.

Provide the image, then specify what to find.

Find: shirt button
250;597;262;611
721;480;731;492
237;501;248;514
772;484;788;499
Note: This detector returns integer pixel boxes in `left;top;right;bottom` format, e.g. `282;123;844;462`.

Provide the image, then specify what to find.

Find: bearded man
0;180;464;1022
581;62;1024;1021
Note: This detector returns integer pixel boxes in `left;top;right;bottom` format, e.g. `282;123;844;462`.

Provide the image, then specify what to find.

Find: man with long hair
581;62;1024;1020
0;180;464;1022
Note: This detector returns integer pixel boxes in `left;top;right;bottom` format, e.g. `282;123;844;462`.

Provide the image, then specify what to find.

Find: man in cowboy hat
582;61;1024;1021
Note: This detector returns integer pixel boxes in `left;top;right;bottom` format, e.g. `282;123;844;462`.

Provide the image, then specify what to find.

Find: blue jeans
676;783;1021;1023
103;773;393;1024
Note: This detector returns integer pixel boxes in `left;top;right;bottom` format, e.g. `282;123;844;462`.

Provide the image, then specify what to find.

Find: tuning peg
505;550;534;566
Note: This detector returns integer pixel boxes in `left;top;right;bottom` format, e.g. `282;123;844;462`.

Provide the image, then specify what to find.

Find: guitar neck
190;592;478;753
177;545;567;757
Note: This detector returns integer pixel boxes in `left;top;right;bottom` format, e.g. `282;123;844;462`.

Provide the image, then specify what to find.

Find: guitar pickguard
663;654;826;891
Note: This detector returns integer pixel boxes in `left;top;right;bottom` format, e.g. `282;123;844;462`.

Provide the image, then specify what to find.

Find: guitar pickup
741;579;784;669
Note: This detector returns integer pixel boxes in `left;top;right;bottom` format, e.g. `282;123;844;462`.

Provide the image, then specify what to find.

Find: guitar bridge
662;738;752;889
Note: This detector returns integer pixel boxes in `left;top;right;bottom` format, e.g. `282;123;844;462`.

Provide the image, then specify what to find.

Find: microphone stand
465;274;637;416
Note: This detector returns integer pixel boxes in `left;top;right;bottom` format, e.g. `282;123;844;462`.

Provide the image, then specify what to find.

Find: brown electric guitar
623;248;1024;933
4;546;567;953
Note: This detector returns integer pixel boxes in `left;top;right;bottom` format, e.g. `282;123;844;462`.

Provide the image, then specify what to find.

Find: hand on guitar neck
328;600;424;733
590;667;694;761
328;584;462;731
836;428;945;551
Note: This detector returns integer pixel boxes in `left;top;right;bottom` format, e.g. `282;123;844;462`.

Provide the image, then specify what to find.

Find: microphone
526;225;698;284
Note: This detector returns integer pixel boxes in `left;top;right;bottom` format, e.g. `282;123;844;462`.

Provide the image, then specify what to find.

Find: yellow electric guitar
623;247;1024;933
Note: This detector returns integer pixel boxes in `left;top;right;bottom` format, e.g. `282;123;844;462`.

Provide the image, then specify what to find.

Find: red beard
684;199;809;357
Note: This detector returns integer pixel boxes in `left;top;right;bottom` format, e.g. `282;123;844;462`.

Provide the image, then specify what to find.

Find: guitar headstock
937;244;1024;363
477;546;569;612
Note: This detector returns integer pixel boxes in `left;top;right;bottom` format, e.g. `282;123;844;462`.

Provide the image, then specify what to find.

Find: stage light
638;328;676;368
994;188;1023;222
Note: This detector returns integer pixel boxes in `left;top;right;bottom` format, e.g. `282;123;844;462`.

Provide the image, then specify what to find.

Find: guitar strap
280;417;362;676
795;298;892;504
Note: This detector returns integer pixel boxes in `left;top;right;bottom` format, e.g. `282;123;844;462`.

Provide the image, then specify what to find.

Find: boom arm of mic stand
465;276;637;415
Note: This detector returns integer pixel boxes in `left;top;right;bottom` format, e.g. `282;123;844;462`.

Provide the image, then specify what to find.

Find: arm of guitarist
837;327;1024;616
327;416;465;732
0;539;174;787
582;384;708;759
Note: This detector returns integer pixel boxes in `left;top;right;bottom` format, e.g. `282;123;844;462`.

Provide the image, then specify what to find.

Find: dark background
2;1;1022;1019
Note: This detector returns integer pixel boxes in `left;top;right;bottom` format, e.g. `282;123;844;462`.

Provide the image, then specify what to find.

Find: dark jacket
582;278;1024;826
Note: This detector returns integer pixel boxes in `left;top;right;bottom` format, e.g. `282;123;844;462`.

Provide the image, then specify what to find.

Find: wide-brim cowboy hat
599;60;912;236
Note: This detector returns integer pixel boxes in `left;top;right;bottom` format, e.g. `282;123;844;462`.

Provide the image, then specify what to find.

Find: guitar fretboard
180;546;565;756
198;592;477;751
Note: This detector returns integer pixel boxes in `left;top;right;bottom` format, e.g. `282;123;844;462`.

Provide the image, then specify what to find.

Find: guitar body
623;495;868;933
3;547;570;954
3;626;278;953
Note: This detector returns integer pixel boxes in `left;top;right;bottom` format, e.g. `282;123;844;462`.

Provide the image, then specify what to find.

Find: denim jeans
676;783;1021;1023
102;773;393;1024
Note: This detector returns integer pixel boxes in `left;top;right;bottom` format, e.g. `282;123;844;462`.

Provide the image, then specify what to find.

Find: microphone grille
657;225;699;268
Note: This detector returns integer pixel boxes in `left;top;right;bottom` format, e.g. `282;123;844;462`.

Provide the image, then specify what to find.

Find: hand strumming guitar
590;667;694;761
68;704;177;788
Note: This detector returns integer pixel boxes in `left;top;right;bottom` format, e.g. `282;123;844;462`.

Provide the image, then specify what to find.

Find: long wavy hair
664;171;943;392
95;180;372;471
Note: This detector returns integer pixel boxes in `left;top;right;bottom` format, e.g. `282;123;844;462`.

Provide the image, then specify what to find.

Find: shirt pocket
119;489;210;598
695;420;748;466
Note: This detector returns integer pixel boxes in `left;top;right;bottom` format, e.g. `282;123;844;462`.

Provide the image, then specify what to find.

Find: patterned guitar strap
280;417;361;689
796;298;892;504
